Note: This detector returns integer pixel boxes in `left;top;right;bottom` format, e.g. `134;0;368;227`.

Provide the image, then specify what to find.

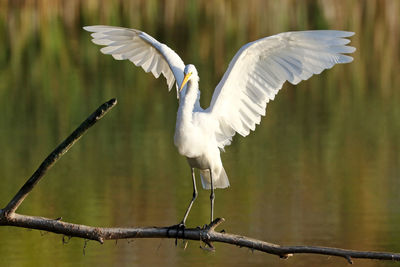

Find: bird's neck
177;79;199;124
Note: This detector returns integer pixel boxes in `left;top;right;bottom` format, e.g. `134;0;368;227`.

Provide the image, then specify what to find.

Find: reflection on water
0;1;399;266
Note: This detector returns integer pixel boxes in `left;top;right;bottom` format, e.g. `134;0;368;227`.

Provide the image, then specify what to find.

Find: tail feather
200;167;230;189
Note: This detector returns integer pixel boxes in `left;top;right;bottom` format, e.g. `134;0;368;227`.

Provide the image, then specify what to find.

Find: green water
0;1;399;266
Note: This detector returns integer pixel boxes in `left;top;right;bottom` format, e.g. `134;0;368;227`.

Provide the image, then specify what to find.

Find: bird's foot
166;221;186;246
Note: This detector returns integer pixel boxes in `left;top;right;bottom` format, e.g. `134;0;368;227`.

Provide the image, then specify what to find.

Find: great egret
84;26;355;225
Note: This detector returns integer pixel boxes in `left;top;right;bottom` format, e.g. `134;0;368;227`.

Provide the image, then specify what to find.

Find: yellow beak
179;72;192;92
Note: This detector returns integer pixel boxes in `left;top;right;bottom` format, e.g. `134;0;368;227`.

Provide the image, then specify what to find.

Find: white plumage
86;25;185;95
84;25;355;224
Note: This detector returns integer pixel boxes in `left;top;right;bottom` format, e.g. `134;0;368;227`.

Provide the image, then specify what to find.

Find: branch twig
1;98;399;264
1;98;117;217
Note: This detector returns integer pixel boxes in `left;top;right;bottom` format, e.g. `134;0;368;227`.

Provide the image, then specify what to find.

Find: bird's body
173;66;229;189
84;25;355;224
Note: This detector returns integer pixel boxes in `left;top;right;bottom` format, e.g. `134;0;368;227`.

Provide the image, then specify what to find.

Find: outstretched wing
206;30;355;148
84;25;185;96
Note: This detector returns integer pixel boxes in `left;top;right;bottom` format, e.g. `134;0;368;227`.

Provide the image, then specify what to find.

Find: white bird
84;25;355;226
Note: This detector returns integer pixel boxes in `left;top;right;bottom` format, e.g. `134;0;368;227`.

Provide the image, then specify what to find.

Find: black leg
181;168;198;225
167;168;198;245
209;169;214;222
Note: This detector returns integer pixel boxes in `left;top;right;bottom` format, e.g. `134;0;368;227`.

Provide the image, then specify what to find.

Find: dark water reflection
0;1;399;266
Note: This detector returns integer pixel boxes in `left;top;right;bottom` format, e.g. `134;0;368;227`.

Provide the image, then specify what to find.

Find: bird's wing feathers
206;30;355;148
84;25;185;94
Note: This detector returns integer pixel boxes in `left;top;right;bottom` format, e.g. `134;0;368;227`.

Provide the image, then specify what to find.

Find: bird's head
179;64;199;97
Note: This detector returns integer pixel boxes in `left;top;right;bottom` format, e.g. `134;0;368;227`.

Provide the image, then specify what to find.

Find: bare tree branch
1;215;399;264
1;98;399;264
2;98;117;216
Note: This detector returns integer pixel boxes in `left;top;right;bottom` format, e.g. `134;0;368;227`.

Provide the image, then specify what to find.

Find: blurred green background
0;0;399;266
